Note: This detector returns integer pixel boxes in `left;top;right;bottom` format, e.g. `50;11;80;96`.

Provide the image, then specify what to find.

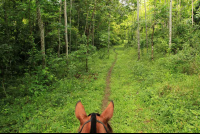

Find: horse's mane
107;123;113;133
88;113;113;133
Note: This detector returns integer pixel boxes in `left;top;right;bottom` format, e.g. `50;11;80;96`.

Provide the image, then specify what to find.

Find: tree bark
85;2;96;72
70;0;72;52
36;0;46;69
192;0;194;26
132;6;135;43
85;1;90;72
29;0;32;35
137;0;140;60
78;9;80;29
179;0;181;22
3;0;9;44
58;0;62;57
151;0;157;60
144;0;148;53
108;0;111;55
169;0;172;49
108;12;110;55
76;8;80;51
93;0;96;46
151;24;155;61
64;0;69;58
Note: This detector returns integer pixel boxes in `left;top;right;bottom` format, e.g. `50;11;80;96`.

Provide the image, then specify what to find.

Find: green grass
0;48;116;133
110;45;200;133
1;45;200;133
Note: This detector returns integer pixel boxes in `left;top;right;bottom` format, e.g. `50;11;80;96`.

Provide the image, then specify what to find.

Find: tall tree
58;0;62;57
192;0;194;26
179;0;181;21
64;0;69;58
36;0;46;68
108;4;111;55
29;0;32;35
85;1;96;72
85;1;90;72
70;0;72;52
151;24;155;61
144;0;148;53
151;0;156;61
137;0;140;60
92;0;97;46
169;0;172;49
3;0;9;44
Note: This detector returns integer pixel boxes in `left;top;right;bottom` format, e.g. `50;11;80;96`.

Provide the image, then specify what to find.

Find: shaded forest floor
0;45;200;133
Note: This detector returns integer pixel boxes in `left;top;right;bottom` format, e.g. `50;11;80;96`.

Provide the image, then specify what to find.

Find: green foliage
0;47;116;133
158;43;199;75
110;46;200;133
0;44;13;75
154;37;168;54
18;67;57;97
1;0;200;133
99;32;109;47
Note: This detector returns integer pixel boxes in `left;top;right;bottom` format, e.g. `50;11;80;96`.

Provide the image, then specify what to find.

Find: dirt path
101;49;118;112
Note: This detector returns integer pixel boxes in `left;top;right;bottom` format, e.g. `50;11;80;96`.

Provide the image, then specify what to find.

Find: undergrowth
0;48;115;133
110;45;200;133
1;44;199;133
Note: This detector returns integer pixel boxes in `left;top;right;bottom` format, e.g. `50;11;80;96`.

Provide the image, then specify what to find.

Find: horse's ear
75;101;87;122
101;101;114;123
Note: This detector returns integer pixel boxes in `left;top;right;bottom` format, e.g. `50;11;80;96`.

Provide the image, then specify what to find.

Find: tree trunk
85;20;89;72
93;14;95;46
85;2;90;72
75;8;80;51
137;0;140;60
108;13;110;55
85;2;96;72
93;0;96;46
151;0;156;60
144;0;148;53
70;0;72;52
179;0;181;21
151;24;155;61
127;22;129;44
169;0;172;49
78;10;80;29
29;0;32;35
192;0;194;26
64;0;69;58
3;1;9;44
108;0;111;55
58;0;62;57
36;0;46;69
132;6;135;43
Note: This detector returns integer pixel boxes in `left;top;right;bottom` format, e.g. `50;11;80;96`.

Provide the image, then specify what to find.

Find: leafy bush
158;43;199;75
17;66;57;97
0;44;14;76
154;37;168;54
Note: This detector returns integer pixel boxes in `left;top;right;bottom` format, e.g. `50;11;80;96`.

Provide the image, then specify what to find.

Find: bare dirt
101;49;118;112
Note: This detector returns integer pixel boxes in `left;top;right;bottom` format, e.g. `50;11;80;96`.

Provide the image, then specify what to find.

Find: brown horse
75;101;114;133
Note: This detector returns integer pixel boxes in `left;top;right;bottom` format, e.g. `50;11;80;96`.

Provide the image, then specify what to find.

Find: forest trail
101;49;118;112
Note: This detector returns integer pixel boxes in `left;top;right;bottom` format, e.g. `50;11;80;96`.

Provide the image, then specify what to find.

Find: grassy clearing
0;48;116;133
110;45;200;133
